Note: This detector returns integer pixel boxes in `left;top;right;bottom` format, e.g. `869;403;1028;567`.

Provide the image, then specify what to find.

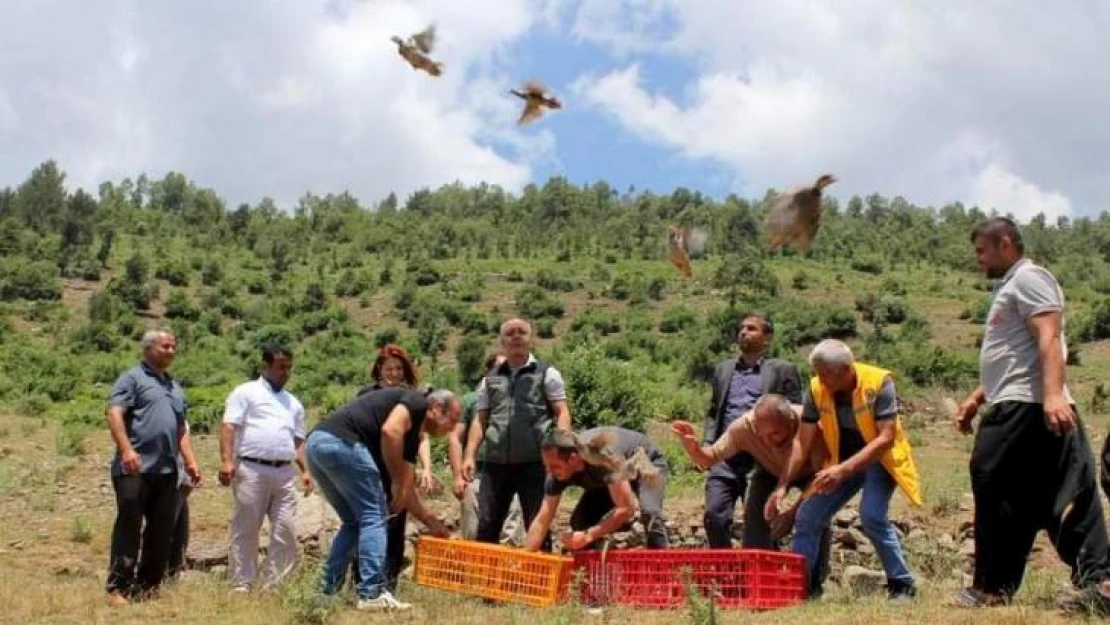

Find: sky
1;0;1109;221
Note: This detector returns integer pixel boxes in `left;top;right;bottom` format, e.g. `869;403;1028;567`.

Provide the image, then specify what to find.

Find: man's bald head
499;317;533;361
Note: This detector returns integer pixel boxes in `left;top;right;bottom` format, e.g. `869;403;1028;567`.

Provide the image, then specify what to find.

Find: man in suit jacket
702;312;802;548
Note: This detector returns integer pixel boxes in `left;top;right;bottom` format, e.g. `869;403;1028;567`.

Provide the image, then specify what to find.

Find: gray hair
808;339;854;369
752;394;794;424
427;389;458;416
141;328;174;350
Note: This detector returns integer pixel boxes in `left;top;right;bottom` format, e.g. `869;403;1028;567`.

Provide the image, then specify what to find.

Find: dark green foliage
201;260;224;286
373;326;401;348
516;285;564;319
660;306;698;334
0;259;62;301
857;293;908;324
164;289;199;320
850;256;885;275
536;269;576;292
536;318;556;338
791;269;810;290
456;334;491;387
155;258;190;286
555;345;654;431
570;307;621;336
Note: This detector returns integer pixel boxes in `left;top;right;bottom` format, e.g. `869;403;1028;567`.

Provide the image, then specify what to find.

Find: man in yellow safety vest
766;338;921;600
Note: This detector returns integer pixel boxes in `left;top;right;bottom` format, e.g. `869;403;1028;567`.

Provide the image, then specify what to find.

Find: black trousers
167;484;192;579
744;466;832;594
971;401;1110;597
106;472;180;596
569;458;670;548
704;453;754;548
477;461;550;551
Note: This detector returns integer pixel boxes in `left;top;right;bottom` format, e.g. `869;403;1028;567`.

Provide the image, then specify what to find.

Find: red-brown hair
371;344;419;388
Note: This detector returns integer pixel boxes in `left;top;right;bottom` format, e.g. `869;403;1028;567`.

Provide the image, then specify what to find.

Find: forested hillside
5;159;1110;449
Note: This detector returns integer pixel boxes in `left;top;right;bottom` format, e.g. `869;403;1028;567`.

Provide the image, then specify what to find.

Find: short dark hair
261;342;293;364
970;217;1024;254
741;311;774;335
540;429;580;460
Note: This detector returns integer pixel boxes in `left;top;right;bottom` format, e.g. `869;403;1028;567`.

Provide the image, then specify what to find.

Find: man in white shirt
219;343;312;592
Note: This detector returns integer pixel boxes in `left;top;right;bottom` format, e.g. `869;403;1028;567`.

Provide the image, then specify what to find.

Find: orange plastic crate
413;536;575;607
571;548;806;610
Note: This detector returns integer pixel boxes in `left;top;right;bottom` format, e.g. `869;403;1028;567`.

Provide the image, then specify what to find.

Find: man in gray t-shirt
954;217;1110;615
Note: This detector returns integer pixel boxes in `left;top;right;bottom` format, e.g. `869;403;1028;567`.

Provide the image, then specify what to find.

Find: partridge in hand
511;80;562;125
764;173;837;254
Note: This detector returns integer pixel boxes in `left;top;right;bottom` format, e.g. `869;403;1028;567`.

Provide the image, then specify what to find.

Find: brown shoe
106;591;129;608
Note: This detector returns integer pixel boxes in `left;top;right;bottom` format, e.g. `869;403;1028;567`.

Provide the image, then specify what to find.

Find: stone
834;509;858;528
958;520;974;540
295;493;341;544
842;565;887;596
959;493;975;512
187;542;229;569
834;528;870;551
959;539;976;558
937;533;957;551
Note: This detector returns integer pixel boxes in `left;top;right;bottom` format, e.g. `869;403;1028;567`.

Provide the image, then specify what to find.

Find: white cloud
971;163;1072;223
568;0;1110;218
0;0;553;207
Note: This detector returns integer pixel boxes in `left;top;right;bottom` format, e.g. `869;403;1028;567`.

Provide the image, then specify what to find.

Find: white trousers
229;460;299;589
461;477;525;545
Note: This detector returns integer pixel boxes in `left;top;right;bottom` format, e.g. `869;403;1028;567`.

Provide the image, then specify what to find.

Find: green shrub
570;307;621;336
850;256;884;275
660;306;698;334
555;344;655;431
456;334;491;387
516;285;564;319
0;259;62;301
536;318;556;339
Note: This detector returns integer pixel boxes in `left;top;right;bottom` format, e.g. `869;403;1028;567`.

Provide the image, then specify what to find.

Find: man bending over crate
671;393;831;581
522;427;670;551
767;339;921;601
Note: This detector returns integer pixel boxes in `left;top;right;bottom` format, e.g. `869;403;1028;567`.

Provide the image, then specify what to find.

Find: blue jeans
793;462;914;593
305;430;389;599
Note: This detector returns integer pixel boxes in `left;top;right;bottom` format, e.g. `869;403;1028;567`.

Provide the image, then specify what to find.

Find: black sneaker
886;579;917;602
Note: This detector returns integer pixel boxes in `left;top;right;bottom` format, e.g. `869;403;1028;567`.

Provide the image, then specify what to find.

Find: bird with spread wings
763;173;837;254
390;24;443;77
510;80;562;125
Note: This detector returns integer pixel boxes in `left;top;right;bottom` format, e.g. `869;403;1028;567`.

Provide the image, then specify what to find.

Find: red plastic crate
570;548;806;610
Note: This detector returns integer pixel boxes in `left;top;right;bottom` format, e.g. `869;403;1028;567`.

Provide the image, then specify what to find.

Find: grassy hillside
3;160;1110;623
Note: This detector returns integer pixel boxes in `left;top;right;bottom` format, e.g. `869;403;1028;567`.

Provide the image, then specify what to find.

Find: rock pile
185;492;980;593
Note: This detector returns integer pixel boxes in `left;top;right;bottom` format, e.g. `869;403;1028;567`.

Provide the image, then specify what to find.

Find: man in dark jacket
701;312;802;549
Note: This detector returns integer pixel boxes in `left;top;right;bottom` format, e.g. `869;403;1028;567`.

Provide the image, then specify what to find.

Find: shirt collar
259;376;283;394
998;258;1031;285
140;361;172;384
501;353;536;374
735;356;764;372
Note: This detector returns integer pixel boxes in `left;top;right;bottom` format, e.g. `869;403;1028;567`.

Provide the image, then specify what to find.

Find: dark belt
239;456;292;468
